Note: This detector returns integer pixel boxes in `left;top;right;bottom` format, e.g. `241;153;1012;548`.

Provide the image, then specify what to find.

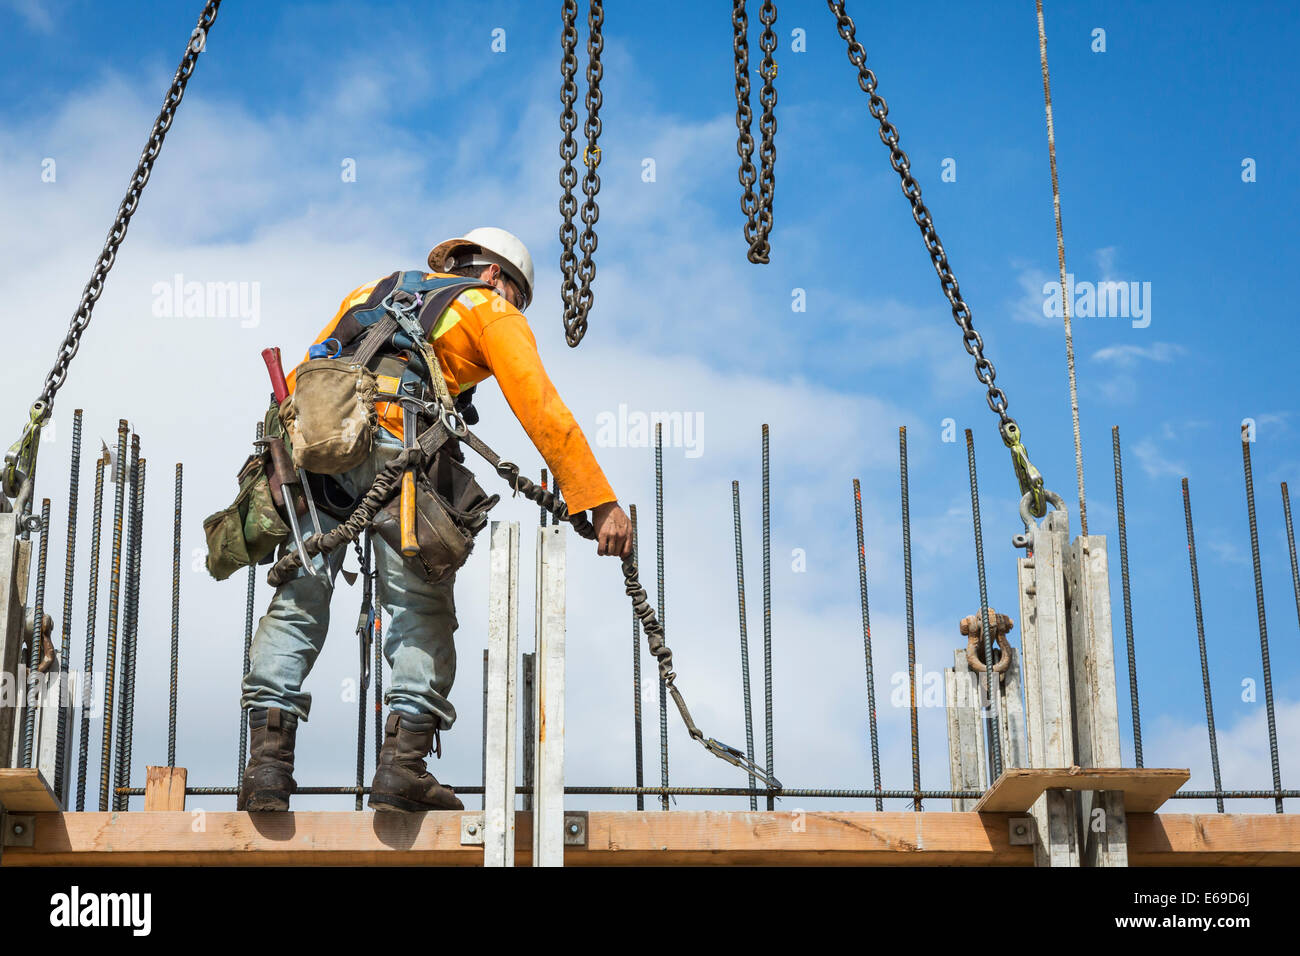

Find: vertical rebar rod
1111;426;1142;767
1182;477;1224;813
356;535;372;810
965;429;1003;781
99;419;129;811
115;445;144;810
1284;483;1300;634
55;410;83;801
899;427;921;811
169;463;182;767
481;648;489;812
77;450;106;810
1241;438;1283;813
731;481;758;810
237;421;263;788
21;500;51;768
761;424;774;811
655;423;669;810
630;504;645;811
540;468;549;527
852;479;884;811
374;606;383;766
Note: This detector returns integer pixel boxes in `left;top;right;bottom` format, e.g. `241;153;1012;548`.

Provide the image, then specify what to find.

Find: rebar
55;409;83;801
1241;438;1283;812
540;468;549;527
374;604;383;766
237;421;262;787
114;441;144;810
761;423;774;810
1284;482;1300;634
115;784;1004;800
1111;426;1142;766
630;504;645;810
731;481;757;810
21;499;51;768
169;463;181;767
655;423;668;810
899;427;921;810
1182;477;1224;812
76;450;106;810
356;535;372;810
480;648;488;813
965;429;1003;781
852;479;884;811
99;420;129;811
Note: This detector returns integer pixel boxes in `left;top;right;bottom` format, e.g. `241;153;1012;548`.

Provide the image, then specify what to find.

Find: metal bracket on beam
460;813;485;846
563;811;588;847
3;811;34;847
1008;816;1035;846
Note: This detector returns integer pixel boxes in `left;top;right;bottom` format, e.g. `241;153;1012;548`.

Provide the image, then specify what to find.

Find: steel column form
484;521;520;866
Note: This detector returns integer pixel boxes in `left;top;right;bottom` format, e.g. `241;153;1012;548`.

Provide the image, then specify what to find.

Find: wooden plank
974;767;1190;813
3;810;1298;866
0;767;61;811
143;767;187;811
4;810;1027;867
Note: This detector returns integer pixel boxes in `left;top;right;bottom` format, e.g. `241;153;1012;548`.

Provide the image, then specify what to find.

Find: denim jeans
240;428;459;728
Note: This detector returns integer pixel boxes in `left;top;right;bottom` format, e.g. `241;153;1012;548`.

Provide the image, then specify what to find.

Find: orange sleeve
476;311;617;515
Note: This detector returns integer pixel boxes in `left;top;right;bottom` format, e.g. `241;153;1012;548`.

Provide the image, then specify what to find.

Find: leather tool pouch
201;452;290;581
278;358;378;475
371;438;499;584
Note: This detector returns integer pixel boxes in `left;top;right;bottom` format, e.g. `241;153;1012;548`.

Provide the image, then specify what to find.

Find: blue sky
1;0;1296;812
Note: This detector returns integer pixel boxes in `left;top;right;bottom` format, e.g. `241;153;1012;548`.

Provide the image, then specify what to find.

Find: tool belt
200;402;293;581
370;423;498;583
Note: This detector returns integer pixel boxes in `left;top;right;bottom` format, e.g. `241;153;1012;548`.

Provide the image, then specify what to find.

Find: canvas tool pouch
278;358;378;475
371;441;499;584
202;453;290;581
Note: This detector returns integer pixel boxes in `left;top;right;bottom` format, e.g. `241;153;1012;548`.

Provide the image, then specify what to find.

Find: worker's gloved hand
591;501;632;558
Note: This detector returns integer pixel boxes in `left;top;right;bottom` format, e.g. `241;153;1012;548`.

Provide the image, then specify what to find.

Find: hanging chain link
733;0;778;264
3;0;223;508
558;0;603;348
826;0;1047;517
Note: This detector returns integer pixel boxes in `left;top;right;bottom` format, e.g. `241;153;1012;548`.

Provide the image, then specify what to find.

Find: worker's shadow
242;809;430;851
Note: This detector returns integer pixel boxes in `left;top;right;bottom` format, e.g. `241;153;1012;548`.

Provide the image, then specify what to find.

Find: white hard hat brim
427;237;533;308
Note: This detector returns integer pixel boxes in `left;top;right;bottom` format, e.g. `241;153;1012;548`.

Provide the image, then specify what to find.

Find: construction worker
238;227;631;812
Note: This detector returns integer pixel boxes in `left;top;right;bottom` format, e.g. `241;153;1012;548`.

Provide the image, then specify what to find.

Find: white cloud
2;0;54;33
1091;342;1185;368
1132;439;1185;480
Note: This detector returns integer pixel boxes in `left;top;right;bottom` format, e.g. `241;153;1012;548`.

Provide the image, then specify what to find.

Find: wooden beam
5;809;1294;866
974;767;1190;813
143;767;187;811
0;768;60;811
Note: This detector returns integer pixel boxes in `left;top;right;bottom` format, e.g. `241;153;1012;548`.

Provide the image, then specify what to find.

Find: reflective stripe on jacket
287;273;616;515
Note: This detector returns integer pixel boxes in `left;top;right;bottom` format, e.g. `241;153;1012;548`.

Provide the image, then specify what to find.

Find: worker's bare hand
591;501;632;558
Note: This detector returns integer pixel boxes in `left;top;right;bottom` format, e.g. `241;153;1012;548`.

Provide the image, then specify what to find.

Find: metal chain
733;0;778;264
558;0;603;347
4;1;222;505
825;0;1048;516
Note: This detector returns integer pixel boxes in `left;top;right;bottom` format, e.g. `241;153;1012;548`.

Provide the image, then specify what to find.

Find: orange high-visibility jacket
289;274;616;515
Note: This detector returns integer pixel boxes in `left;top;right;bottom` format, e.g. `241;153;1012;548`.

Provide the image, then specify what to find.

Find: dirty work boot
237;707;299;811
369;712;464;812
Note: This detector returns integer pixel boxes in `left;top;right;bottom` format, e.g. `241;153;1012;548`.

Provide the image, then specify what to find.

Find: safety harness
268;276;782;791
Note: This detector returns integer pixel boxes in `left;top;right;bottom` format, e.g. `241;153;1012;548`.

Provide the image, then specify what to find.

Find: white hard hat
428;226;535;309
